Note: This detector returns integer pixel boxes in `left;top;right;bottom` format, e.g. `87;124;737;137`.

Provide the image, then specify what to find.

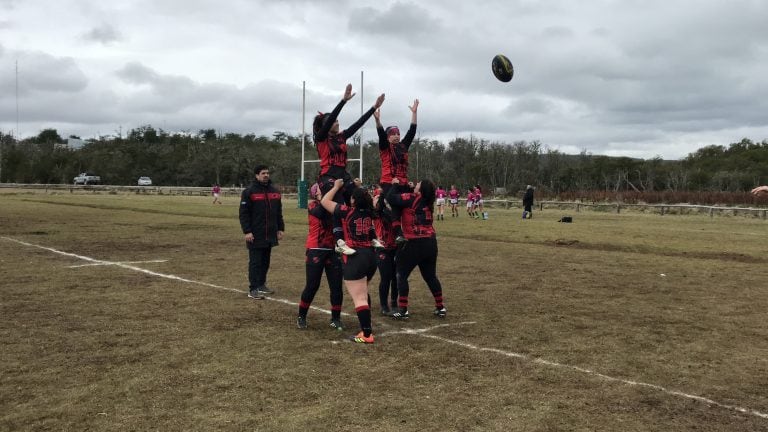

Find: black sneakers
296;315;308;329
391;307;409;319
329;319;343;331
248;290;265;300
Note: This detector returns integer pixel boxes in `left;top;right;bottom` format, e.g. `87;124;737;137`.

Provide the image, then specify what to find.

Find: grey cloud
0;51;87;96
542;26;574;39
81;23;123;45
348;2;441;37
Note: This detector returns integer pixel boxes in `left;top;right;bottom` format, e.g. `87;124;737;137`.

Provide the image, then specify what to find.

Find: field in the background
1;190;767;431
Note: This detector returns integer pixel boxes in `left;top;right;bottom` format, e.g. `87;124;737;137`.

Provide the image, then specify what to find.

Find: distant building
64;138;85;150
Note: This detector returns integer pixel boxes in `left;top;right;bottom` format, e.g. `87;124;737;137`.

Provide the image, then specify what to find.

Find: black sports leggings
300;249;343;308
395;237;442;307
376;248;397;309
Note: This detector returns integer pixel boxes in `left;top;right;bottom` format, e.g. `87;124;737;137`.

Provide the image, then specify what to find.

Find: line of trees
1;127;767;203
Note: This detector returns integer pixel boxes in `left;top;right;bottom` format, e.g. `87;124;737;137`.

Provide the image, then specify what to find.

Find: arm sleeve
385;188;411;209
377;125;389;150
238;189;252;233
276;197;285;232
343;106;376;138
309;205;326;219
315;99;346;142
402;123;417;150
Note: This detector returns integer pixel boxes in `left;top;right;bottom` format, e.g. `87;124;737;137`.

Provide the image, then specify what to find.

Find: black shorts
342;247;377;281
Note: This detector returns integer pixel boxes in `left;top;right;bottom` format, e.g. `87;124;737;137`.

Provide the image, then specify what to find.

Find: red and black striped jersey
305;200;334;249
377;123;416;184
374;214;396;250
333;204;376;248
387;192;435;240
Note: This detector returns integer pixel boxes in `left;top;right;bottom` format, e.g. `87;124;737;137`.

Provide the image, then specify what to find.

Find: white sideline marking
3;235;767;421
379;321;477;337
68;259;168;268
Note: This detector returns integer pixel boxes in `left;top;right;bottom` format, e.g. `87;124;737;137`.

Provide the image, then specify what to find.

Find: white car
137;176;152;186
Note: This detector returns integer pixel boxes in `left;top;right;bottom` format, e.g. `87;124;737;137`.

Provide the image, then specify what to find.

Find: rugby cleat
296;315;308;329
433;307;447;318
329;319;343;331
349;331;374;344
390;308;409;319
335;239;356;255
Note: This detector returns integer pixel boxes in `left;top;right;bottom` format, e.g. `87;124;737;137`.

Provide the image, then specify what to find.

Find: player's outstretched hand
343;84;355;101
410;99;419;113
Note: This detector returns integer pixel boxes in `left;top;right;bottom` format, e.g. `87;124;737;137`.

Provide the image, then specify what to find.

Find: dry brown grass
1;190;768;431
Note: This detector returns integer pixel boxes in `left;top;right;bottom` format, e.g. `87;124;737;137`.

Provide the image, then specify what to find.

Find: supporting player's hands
353;178;362;187
333;178;344;190
374;93;385;109
391;177;400;185
343;84;355;102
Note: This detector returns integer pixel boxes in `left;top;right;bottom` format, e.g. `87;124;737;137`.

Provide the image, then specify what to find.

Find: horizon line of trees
1;127;767;203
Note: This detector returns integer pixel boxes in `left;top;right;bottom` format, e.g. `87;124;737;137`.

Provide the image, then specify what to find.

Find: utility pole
0;130;4;183
359;70;364;181
16;60;20;139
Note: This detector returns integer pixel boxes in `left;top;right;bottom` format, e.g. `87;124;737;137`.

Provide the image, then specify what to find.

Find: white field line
67;259;168;268
2;235;767;420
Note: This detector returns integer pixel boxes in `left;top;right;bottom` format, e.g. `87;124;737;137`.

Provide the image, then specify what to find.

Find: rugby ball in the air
491;54;514;82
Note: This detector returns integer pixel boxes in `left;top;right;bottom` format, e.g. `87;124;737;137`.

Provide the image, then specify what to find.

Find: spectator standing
522;185;535;219
239;165;284;299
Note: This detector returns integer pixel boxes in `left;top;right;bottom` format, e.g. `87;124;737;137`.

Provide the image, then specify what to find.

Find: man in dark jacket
522;185;534;219
239;165;285;299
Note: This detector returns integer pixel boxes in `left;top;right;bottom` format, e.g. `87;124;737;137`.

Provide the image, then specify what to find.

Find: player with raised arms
313;84;385;255
373;98;419;244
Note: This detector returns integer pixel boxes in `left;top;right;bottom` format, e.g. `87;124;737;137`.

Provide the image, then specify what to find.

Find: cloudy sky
1;0;767;159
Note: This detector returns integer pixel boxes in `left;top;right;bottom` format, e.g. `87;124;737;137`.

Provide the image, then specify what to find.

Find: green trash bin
297;179;308;209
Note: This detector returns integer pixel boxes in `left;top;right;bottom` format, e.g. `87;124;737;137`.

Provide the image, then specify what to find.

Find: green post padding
297;179;308;209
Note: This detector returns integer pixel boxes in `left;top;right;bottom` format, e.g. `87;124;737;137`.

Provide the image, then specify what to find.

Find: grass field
1;190;767;431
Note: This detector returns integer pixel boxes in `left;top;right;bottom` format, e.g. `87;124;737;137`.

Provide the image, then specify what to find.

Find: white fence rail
2;184;766;219
483;199;768;219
